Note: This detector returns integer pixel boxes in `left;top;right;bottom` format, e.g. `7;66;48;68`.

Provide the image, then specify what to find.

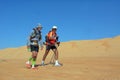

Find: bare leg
42;50;50;61
52;49;58;60
32;51;38;59
52;48;61;66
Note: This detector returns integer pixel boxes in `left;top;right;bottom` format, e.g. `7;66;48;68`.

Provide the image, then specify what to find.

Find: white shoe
26;61;30;64
32;67;38;70
41;61;45;66
26;61;31;68
41;63;45;66
54;63;61;66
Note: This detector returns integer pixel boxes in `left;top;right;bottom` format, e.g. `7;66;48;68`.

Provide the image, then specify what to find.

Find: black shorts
46;45;57;50
30;45;39;52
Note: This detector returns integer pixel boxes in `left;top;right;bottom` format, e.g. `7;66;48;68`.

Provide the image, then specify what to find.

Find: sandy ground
0;36;120;80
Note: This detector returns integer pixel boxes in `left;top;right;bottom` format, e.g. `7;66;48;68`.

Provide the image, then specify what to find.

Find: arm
38;40;43;50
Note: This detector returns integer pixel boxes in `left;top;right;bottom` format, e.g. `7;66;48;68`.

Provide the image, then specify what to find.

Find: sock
32;64;35;68
32;58;36;67
55;60;59;64
29;56;33;61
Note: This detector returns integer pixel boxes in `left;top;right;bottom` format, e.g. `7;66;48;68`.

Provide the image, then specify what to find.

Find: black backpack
30;28;42;41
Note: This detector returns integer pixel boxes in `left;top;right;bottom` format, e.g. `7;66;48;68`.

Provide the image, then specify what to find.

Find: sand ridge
0;36;120;80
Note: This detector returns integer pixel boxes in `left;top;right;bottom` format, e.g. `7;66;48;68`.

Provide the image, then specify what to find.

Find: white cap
37;23;42;28
52;26;57;29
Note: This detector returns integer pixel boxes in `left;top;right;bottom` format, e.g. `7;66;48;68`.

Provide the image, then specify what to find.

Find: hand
57;42;60;46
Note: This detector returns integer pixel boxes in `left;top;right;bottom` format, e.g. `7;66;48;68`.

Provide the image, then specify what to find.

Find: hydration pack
30;28;42;41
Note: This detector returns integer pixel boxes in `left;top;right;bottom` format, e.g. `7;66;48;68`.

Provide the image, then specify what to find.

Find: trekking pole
49;53;55;64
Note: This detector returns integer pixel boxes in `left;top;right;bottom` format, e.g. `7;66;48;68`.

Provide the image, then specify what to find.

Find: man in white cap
41;26;61;66
26;24;43;69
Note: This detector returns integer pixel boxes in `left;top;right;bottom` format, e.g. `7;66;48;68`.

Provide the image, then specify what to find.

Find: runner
41;26;61;66
26;24;43;69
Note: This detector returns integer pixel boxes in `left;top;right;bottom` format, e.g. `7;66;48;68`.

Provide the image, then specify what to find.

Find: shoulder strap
38;30;42;40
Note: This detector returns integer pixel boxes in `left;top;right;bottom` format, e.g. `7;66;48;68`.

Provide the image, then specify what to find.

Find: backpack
30;28;42;41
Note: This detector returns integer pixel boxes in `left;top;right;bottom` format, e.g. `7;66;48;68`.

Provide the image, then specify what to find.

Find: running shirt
47;31;57;44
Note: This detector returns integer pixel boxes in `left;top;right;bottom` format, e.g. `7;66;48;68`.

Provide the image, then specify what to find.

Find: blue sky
0;0;120;49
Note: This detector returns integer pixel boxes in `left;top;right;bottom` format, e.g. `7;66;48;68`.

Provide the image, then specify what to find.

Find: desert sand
0;36;120;80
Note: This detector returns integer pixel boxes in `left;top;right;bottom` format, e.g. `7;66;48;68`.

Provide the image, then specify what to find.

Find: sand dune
0;36;120;80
